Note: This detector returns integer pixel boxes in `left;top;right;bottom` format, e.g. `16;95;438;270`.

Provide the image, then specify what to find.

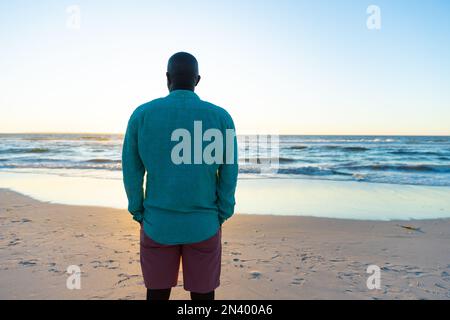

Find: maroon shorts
140;228;221;293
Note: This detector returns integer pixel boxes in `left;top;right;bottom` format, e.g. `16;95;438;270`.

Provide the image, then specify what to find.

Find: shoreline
1;186;450;224
2;171;450;221
1;188;449;299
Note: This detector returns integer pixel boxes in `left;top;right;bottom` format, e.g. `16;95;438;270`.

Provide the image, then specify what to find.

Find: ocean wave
0;162;121;171
85;159;121;163
17;158;67;163
346;164;450;173
280;138;397;143
388;150;442;156
322;145;369;152
21;135;116;142
289;145;308;150
238;165;351;176
80;136;111;141
240;157;296;164
352;173;367;181
0;147;52;154
276;167;351;176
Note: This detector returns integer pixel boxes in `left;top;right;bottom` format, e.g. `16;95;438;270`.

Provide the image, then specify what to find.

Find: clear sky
1;0;449;135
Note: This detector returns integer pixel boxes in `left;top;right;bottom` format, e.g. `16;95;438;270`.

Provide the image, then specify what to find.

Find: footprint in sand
91;259;119;269
249;270;262;280
435;283;447;290
441;271;450;282
8;238;21;246
116;273;141;286
291;277;305;285
329;258;346;263
19;259;38;267
48;263;61;274
11;218;32;224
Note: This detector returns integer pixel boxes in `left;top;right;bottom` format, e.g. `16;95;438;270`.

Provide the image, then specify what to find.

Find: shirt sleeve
217;115;239;225
122;111;145;223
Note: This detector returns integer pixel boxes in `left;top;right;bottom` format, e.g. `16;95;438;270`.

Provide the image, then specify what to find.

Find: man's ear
195;75;201;86
166;72;171;87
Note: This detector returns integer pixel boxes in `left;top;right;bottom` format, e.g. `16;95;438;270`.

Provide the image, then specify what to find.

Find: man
122;52;238;300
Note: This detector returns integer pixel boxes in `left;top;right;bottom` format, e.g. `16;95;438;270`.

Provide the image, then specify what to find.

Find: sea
0;134;449;187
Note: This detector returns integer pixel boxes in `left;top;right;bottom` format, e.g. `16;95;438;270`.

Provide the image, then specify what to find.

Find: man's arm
217;117;238;225
122;111;145;224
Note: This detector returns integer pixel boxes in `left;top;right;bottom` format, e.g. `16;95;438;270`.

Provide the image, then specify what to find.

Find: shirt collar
167;90;200;99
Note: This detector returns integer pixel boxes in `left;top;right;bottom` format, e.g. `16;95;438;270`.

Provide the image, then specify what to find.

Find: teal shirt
122;90;238;245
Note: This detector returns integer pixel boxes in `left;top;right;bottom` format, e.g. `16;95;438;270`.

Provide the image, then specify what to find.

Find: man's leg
190;291;215;300
140;228;181;301
147;288;172;300
182;229;222;299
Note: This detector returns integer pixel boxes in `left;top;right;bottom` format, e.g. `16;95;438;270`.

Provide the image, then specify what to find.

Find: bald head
166;52;201;92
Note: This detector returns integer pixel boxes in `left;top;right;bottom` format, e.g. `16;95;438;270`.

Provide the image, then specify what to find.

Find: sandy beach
1;188;449;300
2;0;450;304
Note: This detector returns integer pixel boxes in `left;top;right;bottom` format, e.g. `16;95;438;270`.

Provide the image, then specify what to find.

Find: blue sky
1;0;449;134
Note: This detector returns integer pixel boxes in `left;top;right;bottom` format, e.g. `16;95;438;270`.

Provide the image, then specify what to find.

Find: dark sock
147;288;171;300
190;291;215;300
